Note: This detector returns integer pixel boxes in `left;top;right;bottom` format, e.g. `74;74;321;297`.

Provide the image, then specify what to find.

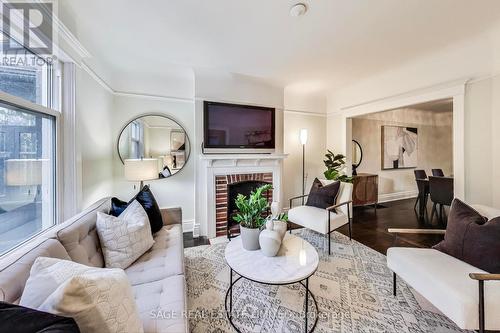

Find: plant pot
240;226;261;251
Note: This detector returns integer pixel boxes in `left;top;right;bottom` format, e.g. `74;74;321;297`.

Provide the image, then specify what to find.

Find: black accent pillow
0;301;80;333
110;197;128;217
306;178;340;210
109;185;164;234
433;199;500;273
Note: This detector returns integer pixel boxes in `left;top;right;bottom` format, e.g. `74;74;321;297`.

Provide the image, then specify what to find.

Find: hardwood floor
336;198;445;254
183;198;446;254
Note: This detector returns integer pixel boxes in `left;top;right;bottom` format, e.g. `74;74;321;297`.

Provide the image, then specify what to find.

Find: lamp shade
300;128;308;145
5;159;44;186
124;158;158;181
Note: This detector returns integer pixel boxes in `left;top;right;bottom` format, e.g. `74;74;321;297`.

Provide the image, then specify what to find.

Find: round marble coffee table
224;233;319;333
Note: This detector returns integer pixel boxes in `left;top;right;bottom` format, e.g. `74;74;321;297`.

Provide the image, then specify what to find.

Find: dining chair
413;170;428;217
432;169;445;177
429;176;454;225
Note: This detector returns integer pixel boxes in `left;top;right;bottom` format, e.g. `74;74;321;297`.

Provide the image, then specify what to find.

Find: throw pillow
110;197;128;217
97;200;154;269
0;301;80;333
20;257;143;333
109;185;164;234
433;199;500;273
306;178;340;210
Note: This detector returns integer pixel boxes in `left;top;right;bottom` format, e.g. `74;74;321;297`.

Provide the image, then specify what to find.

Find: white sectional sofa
387;204;500;333
0;198;188;333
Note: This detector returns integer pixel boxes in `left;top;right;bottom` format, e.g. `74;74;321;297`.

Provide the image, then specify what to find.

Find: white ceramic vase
240;226;261;251
259;220;287;257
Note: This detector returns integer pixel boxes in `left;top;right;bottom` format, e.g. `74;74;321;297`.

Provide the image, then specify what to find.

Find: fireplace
226;180;272;239
197;153;286;239
215;173;273;237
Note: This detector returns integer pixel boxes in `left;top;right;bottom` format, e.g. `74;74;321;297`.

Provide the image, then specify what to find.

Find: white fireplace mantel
196;153;288;239
200;153;287;167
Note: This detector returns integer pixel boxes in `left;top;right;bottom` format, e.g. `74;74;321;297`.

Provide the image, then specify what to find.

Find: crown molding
80;62;114;94
284;109;327;117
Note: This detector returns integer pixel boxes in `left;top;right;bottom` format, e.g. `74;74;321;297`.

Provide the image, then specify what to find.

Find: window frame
0;89;60;257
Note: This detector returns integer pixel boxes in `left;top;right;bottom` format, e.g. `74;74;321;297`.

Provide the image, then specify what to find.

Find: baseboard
378;190;418;203
193;223;200;238
182;219;194;233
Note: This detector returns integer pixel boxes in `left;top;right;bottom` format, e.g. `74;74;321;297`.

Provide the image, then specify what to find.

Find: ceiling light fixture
290;3;307;17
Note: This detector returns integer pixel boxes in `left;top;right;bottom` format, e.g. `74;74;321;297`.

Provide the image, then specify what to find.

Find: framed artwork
381;125;418;170
170;130;185;151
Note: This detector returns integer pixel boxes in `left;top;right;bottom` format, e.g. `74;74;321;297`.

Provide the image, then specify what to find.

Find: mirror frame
352;139;363;168
117;113;191;174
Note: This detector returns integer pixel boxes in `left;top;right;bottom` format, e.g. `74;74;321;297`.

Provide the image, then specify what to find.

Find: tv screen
203;101;275;149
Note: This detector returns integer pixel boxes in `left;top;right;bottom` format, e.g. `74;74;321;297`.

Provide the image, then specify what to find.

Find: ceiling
59;0;500;93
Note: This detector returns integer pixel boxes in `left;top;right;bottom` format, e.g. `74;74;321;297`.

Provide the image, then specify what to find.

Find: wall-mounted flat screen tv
203;101;275;153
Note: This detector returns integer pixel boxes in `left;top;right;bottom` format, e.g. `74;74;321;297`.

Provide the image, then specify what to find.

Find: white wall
111;95;196;226
327;22;500;207
75;68;114;210
283;89;327;205
283;113;327;203
352;108;453;200
464;75;500;207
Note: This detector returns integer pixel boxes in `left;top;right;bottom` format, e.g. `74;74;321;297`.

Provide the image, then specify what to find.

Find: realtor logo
2;2;53;54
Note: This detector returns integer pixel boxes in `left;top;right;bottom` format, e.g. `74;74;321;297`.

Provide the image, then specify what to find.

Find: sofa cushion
125;224;184;286
0;239;70;303
0;301;80;333
132;274;188;333
387;247;500;330
57;198;110;268
434;199;500;273
97;201;154;269
20;257;144;333
306;178;340;210
288;205;348;234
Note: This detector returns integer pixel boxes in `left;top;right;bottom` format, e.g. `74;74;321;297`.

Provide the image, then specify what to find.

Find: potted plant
323;150;353;183
233;184;272;250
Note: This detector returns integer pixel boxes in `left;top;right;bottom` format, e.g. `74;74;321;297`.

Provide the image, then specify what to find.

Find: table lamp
124;158;158;189
5;159;44;202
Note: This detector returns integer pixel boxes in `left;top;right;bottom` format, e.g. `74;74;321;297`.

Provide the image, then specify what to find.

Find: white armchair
288;181;353;255
387;204;500;333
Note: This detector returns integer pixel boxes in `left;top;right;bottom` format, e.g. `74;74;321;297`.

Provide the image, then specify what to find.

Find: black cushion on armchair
0;301;80;333
306;178;340;210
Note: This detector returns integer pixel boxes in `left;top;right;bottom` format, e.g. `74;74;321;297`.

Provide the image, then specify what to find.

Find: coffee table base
224;268;319;333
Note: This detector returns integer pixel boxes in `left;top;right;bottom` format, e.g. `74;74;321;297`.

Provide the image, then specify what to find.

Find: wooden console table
353;173;378;210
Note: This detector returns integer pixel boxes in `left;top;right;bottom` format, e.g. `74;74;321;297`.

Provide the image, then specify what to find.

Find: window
0;33;58;255
0;102;56;254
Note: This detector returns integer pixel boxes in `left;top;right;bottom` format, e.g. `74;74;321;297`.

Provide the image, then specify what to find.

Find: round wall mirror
117;114;190;179
352;140;363;175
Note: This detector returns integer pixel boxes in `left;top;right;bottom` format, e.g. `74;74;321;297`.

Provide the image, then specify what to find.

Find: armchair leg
347;203;352;241
328;211;331;255
393;272;397;296
479;280;485;333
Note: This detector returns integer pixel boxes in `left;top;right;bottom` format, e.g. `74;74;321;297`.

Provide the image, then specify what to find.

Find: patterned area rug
185;229;469;333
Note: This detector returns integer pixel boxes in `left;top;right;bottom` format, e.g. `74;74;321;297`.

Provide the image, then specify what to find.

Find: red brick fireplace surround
215;173;273;237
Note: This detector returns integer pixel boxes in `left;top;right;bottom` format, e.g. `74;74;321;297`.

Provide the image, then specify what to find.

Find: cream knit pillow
97;200;154;269
20;257;143;333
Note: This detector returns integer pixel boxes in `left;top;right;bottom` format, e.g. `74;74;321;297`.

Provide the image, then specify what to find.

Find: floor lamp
300;129;308;204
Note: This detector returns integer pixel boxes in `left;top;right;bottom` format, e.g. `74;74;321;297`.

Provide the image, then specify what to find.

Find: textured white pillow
97;200;154;269
20;257;143;333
